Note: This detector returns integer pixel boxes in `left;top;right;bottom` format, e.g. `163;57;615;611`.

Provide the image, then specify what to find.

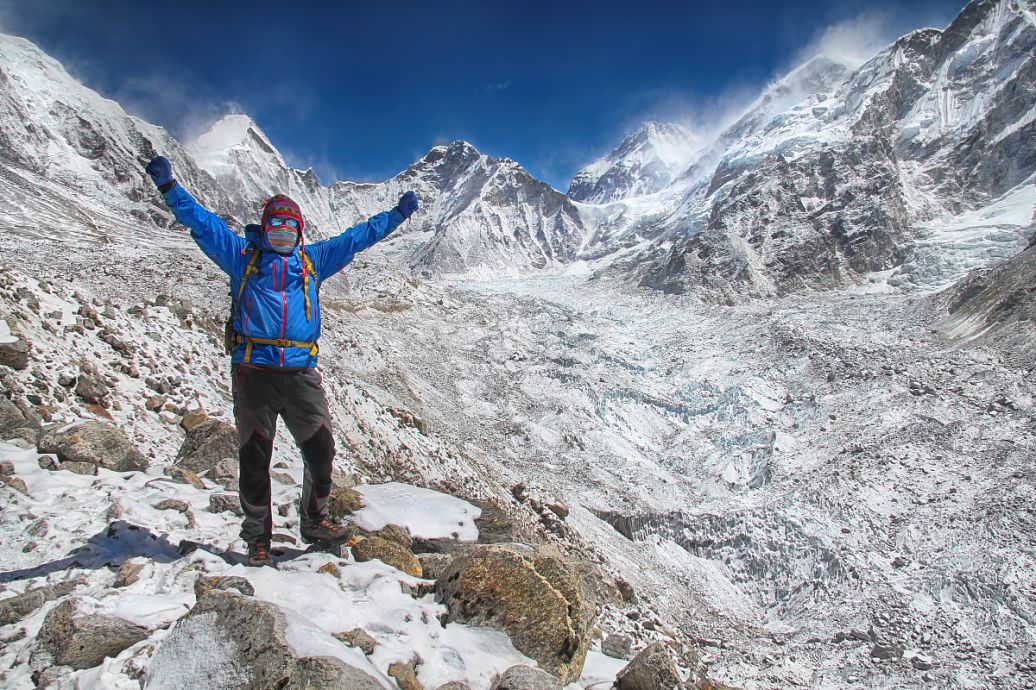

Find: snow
187;113;287;178
144;611;250;690
1;4;1035;688
0;320;18;345
354;482;482;541
892;182;1036;290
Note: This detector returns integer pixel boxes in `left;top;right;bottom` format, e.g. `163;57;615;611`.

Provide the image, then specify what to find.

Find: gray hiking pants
232;364;335;543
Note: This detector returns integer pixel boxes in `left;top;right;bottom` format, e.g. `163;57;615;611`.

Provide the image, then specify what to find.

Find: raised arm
145;156;246;275
311;191;419;279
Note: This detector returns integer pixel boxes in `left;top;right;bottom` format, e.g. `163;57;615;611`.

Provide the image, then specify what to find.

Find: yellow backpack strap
237;250;263;363
237;250;262;303
301;249;318;321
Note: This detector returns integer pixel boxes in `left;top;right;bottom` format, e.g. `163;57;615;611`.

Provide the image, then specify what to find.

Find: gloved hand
397;191;419;219
145;156;174;187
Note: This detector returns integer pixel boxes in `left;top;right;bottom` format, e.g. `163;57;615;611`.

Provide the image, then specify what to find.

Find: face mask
266;227;298;254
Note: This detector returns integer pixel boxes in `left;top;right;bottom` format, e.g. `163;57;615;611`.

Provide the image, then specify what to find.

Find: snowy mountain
183;116;589;276
1;2;1036;689
0;34;238;246
568;122;701;204
627;0;1036;299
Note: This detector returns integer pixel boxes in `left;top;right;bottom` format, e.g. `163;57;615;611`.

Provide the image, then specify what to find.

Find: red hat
261;194;305;234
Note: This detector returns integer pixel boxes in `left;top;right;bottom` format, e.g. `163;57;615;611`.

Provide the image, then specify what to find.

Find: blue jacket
162;183;405;368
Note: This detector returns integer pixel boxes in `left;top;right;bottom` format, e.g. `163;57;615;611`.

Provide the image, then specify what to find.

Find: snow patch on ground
354;482;482;541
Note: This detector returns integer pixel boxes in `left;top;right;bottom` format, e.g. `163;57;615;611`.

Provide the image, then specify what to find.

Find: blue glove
146;156;174;187
397;191;419;219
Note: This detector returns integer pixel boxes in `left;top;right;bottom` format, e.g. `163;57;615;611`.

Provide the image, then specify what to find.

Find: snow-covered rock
568;122;701;203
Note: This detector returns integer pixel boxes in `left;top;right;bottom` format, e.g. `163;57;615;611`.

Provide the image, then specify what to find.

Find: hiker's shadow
2;521;234;583
0;521;326;583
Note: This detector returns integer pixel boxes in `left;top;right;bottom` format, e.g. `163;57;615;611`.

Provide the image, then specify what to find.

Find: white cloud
792;12;894;70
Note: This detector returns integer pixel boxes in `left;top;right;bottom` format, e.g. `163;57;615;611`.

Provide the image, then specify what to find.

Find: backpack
222;247;319;360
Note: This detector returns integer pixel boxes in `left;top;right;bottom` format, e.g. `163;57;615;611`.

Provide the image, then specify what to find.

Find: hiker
145;155;419;566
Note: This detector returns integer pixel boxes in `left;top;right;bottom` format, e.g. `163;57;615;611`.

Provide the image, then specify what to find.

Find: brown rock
38;421;147;472
417;553;454;580
148;590;382;689
328;484;365;519
114;561;146;587
166;465;205;489
435;546;594;684
3;475;29;495
272;471;295;485
194;575;255;599
0;338;29;370
61;460;98;476
333;628;378;656
154;498;190;513
376;523;413;549
286;655;384;690
209;493;244;516
0;588;49;626
207;456;239;490
174;419;238;474
490;665;563;690
75;373;109;404
180;406;208;431
351;536;422;577
387;659;421;690
32;598;149;670
317;562;342;578
615;642;688;690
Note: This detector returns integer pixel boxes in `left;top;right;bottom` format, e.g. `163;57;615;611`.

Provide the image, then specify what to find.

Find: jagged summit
567;121;700;204
186;113;287;180
187;112;285;177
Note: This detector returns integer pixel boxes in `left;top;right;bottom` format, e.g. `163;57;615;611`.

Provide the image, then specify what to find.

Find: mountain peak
567;121;700;203
187;113;286;178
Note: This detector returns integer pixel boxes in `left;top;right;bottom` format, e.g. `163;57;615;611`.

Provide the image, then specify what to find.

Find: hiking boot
300;515;348;544
247;540;274;567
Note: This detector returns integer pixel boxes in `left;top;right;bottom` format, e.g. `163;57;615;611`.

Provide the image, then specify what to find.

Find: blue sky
1;1;966;190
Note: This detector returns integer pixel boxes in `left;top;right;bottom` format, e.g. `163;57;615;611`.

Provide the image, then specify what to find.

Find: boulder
328;484;365;519
0;578;85;626
435;684;473;690
166;465;205;489
0;588;48;626
351;536;422;577
0;337;29;370
146;590;384;690
285;656;385;690
0;395;38;441
114;560;146;587
174;419;238;474
33;598;149;670
38;421;147;472
490;665;563;690
387;659;421;690
435;546;594;683
62;460;99;475
75;374;109;403
615;643;687;690
603;633;634;660
208;457;239;490
180;407;208;431
209;493;244;516
376;523;413;549
417;553;454;580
